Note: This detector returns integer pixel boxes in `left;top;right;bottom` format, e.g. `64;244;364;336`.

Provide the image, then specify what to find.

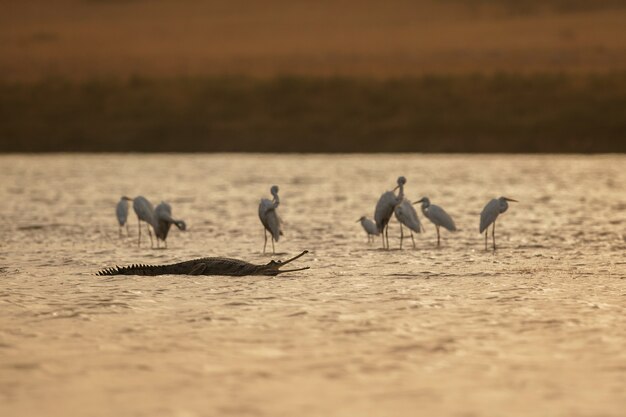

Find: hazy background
1;0;625;152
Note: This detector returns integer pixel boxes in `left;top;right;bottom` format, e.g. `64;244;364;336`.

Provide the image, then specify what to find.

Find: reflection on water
0;154;624;417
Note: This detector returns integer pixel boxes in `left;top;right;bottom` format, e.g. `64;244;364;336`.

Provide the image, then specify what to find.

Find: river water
0;154;624;417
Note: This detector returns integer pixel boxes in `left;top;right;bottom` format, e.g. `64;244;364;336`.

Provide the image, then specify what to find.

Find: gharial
97;251;310;276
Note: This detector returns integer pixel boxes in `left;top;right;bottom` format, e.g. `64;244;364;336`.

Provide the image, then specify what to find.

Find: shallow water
0;154;624;417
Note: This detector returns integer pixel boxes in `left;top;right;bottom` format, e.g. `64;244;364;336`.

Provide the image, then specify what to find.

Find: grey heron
154;202;187;248
414;197;456;247
116;196;132;237
480;196;518;251
259;185;282;254
394;198;422;249
374;176;405;249
357;216;379;243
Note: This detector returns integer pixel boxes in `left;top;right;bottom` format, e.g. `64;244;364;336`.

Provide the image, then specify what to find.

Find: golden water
0;154;624;417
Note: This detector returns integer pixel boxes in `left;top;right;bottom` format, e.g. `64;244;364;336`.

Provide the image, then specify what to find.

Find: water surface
0;154;624;417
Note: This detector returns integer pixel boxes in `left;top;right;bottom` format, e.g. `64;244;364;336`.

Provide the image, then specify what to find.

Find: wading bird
357;216;379;243
154;202;187;248
115;196;132;237
414;197;456;247
394;199;422;249
132;197;186;248
259;185;282;254
374;176;405;249
480;196;518;251
133;196;156;247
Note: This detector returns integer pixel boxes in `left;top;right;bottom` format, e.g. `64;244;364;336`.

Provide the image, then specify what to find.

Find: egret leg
385;224;391;250
164;239;167;249
410;231;415;249
126;223;129;236
385;225;390;250
137;218;141;247
492;221;497;251
147;225;154;248
399;224;404;250
119;226;122;239
271;237;275;254
436;225;441;247
263;230;267;254
381;231;385;249
484;230;488;251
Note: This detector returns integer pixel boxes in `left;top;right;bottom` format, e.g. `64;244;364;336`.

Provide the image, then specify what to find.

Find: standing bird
133;196;156;248
374;176;405;249
115;196;132;237
154;202;187;248
357;216;379;243
414;197;456;247
479;196;518;251
259;185;282;254
394;199;422;249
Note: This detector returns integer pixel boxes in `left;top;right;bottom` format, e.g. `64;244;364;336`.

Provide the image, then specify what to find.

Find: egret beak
412;197;425;205
504;197;518;202
356;218;362;223
393;185;400;191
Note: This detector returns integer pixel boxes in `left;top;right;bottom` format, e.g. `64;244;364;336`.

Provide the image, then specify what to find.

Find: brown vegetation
1;1;625;152
2;73;624;152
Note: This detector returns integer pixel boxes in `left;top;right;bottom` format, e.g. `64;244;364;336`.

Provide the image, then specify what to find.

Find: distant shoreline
1;73;625;153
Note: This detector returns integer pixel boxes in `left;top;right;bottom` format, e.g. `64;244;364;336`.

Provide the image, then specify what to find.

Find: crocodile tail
96;263;161;276
96;266;119;276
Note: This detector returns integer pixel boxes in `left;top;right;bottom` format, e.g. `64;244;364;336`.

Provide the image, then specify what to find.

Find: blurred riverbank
1;73;625;153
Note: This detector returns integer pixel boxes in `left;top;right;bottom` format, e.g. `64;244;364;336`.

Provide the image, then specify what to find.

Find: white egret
414;197;456;247
259;185;282;254
115;196;132;237
394;198;422;249
480;196;518;251
133;196;156;247
357;216;379;243
374;176;405;249
154;202;187;248
132;196;186;248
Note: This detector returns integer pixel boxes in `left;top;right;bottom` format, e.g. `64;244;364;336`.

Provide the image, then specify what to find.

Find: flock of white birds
358;177;516;251
115;178;516;254
115;195;186;249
